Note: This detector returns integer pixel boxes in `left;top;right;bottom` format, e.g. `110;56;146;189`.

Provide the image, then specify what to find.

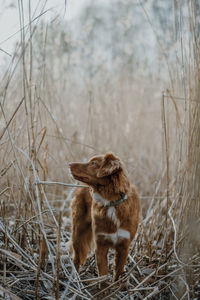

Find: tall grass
175;1;200;296
0;1;199;299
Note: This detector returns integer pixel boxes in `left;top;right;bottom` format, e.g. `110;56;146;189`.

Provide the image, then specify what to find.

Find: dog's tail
72;223;93;271
71;188;93;271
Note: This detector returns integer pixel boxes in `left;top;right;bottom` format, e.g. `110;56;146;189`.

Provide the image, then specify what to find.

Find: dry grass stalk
55;212;62;299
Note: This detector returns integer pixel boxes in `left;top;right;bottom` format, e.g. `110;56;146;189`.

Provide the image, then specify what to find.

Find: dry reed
0;1;199;299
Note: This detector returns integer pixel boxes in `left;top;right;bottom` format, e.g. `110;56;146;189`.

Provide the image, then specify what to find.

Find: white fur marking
93;194;121;227
107;207;120;227
93;193;110;206
118;229;130;239
98;229;130;245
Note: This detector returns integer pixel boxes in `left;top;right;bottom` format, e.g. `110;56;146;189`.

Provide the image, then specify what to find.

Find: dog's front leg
95;242;109;277
113;243;129;281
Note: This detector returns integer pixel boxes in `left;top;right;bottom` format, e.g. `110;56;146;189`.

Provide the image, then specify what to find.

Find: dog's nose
68;162;73;167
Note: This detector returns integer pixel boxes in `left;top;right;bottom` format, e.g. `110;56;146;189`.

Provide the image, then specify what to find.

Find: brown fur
69;153;140;281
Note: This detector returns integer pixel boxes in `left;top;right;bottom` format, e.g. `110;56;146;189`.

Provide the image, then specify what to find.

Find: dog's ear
97;153;121;178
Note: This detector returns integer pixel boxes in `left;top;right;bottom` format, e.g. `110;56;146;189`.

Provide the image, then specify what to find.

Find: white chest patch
95;199;130;245
93;192;110;206
107;207;120;227
98;229;130;245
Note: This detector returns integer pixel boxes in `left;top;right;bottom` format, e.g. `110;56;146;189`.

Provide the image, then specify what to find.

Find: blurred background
0;0;191;197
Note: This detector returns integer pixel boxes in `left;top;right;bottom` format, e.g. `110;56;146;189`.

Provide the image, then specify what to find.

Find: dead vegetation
0;0;200;299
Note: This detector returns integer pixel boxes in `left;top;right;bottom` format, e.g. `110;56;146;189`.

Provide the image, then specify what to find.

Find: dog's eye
91;161;96;166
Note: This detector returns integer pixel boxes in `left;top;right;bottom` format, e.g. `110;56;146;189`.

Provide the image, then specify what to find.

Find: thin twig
0;97;24;141
33;180;88;188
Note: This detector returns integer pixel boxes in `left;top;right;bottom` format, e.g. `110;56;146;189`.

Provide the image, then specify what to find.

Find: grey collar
105;192;128;207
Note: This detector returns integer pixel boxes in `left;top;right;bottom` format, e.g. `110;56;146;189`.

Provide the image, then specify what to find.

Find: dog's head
69;153;122;187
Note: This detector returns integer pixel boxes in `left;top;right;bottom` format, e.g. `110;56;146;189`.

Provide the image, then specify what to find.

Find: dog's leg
113;244;129;281
95;243;109;288
95;242;109;277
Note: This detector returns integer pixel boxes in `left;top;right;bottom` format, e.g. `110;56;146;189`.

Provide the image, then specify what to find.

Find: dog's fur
69;153;140;281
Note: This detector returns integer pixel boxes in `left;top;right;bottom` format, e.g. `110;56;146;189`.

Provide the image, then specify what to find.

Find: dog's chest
92;195;130;245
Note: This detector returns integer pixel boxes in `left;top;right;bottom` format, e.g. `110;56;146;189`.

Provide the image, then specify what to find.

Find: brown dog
69;153;140;281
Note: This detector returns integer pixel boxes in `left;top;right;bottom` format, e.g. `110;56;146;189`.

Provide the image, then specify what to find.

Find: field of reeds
0;1;199;299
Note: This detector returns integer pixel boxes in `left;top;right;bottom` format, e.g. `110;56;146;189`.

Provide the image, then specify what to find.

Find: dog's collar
105;192;128;207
